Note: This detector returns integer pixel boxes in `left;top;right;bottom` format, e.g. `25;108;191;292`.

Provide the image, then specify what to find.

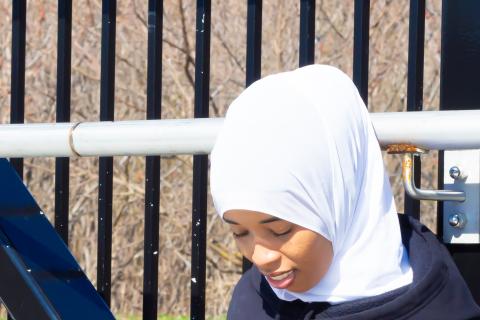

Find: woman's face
224;210;333;292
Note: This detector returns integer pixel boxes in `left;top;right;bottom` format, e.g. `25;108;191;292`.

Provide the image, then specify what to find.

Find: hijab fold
210;65;413;303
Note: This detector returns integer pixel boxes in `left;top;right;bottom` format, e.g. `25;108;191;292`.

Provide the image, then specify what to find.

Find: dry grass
0;0;442;317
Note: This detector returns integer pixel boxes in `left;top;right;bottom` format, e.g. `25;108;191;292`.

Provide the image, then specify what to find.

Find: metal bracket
386;144;466;202
386;145;479;244
402;153;466;202
443;150;480;244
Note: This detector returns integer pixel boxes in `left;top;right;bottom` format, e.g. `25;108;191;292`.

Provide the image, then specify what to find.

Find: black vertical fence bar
191;0;211;318
8;2;27;319
55;0;73;245
243;0;263;273
245;0;262;87
143;1;163;319
299;0;315;67
97;0;116;306
404;0;425;220
353;0;370;105
10;0;26;178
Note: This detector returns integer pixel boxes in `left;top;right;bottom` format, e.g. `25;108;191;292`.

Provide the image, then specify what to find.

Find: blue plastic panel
0;159;115;319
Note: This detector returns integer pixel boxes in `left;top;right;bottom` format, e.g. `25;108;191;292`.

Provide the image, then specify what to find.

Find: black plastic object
439;0;480;305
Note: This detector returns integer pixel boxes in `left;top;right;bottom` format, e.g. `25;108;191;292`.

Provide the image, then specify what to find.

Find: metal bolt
449;166;467;180
448;213;466;228
449;166;461;179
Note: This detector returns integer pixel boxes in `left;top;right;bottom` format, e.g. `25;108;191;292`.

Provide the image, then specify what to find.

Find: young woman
209;65;480;319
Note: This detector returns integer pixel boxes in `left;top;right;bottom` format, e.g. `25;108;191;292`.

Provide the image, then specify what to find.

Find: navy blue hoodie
227;214;480;319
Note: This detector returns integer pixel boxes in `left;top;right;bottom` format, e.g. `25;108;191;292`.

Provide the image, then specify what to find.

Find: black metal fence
5;0;480;319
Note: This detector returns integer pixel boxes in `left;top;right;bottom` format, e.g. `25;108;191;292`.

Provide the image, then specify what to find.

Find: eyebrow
223;216;282;225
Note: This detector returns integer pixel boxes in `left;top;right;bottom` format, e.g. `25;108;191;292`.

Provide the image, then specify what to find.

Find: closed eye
233;231;249;238
271;228;292;237
233;227;293;238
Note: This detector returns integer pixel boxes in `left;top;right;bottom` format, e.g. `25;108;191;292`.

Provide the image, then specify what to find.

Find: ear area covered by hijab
209;65;413;303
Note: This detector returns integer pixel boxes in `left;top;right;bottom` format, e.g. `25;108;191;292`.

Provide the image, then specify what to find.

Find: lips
265;270;295;289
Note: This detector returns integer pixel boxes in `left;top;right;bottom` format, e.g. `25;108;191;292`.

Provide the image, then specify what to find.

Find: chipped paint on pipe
371;110;480;150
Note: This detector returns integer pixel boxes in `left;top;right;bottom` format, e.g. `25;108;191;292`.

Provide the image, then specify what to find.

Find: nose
251;243;281;271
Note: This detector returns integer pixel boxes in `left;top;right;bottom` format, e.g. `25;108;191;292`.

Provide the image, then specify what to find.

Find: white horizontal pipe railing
1;110;479;157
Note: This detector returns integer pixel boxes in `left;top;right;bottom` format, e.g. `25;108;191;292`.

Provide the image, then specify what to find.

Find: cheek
283;230;329;262
234;239;246;256
282;230;333;292
233;236;254;259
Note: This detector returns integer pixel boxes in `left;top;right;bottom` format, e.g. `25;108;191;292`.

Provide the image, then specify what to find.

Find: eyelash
233;228;292;238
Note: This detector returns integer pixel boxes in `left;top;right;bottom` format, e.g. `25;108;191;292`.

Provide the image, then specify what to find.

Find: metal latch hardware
386;144;466;202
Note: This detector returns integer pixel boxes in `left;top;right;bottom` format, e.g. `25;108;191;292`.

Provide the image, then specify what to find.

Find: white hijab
209;65;412;303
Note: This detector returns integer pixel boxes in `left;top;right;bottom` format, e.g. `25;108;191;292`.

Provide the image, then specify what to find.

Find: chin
286;280;317;293
287;285;313;293
287;276;322;293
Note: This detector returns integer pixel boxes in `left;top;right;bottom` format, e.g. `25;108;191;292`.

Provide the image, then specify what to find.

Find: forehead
223;210;280;224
